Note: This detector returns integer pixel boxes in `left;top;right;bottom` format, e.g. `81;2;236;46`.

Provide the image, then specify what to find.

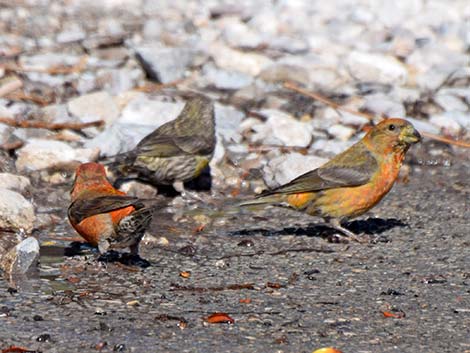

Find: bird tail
237;193;285;208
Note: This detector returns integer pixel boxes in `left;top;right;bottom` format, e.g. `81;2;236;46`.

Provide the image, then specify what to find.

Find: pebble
327;124;356;141
0;188;35;233
209;42;273;76
0;173;31;193
134;45;200;83
119;95;184;126
68;91;120;125
346;51;408;84
215;103;245;143
252;109;313;147
16;139;99;172
203;64;253;90
263;153;328;188
429;113;462;135
0;237;40;277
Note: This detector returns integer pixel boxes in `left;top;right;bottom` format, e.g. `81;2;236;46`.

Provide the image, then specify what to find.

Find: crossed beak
401;125;422;144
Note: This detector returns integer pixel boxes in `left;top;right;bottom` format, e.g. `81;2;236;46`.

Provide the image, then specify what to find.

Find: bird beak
401;125;421;144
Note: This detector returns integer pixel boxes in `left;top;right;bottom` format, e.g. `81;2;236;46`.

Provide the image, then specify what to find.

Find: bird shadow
64;242;151;268
228;218;408;242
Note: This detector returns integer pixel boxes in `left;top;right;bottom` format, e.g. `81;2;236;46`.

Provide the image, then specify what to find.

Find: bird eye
388;124;396;131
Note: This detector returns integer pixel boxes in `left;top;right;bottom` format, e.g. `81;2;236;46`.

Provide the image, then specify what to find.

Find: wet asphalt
0;143;469;353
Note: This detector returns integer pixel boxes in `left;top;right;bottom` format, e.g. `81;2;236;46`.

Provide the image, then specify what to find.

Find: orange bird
239;118;421;240
68;162;158;256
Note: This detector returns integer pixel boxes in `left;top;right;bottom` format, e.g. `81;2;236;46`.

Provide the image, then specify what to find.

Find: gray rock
259;109;313;147
16;139;100;172
215;103;245;143
364;95;406;117
203;64;253;90
312;138;357;156
451;112;470;130
346;51;408;84
0;237;39;277
56;24;86;43
0;124;14;145
85;123;155;157
221;18;262;49
429;113;462;135
263;153;328;188
40;104;77;124
95;67;145;95
0;188;35;233
0;173;31;192
119;95;184;126
258;63;310;85
209;42;273;76
68;91;120;125
19;53;82;71
433;94;468;112
143;19;163;39
406;117;441;135
135;45;199;83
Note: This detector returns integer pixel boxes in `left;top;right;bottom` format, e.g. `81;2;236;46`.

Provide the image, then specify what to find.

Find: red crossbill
240;118;421;240
107;96;216;191
68;162;158;257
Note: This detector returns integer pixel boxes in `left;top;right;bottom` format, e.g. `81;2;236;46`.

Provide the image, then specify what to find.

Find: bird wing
262;147;378;196
136;135;214;157
68;195;143;225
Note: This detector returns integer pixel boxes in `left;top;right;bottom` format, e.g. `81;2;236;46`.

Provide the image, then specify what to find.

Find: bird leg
329;218;368;243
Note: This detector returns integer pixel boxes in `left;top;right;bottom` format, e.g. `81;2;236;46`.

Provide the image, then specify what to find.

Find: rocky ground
0;0;469;352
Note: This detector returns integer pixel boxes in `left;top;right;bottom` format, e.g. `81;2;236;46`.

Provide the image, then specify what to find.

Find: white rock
312;138;358;156
364;95;406;117
19;53;81;71
209;42;273;76
40;104;77;124
451;112;470;130
215;103;245;143
260;109;313;147
429;113;462;135
203;64;253;90
337;112;370;126
119;96;184;126
68;91;120;125
346;51;408;84
0;173;31;192
405;117;441;135
85;123;154;157
16;139;99;172
434;94;468;112
327;124;356;141
263;153;328;188
222;18;262;49
56;24;86;43
0;188;35;232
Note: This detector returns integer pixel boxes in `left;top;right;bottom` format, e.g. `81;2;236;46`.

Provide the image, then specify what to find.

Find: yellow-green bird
107;96;216;190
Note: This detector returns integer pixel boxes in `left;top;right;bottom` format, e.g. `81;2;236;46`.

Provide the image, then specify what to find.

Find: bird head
70;162;112;199
367;118;421;153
